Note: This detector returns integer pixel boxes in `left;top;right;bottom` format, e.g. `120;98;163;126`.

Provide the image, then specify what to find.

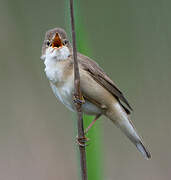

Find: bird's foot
73;95;85;105
76;136;90;147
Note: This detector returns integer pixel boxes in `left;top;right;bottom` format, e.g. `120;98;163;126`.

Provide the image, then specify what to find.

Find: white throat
43;46;70;83
45;46;70;61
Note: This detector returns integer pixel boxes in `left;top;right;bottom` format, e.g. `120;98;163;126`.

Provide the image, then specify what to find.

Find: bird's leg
75;114;101;146
85;114;101;134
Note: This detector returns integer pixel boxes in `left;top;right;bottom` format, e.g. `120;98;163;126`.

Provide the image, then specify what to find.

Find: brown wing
77;53;133;114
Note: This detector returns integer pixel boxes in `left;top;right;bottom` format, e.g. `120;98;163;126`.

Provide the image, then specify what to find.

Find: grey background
0;0;171;179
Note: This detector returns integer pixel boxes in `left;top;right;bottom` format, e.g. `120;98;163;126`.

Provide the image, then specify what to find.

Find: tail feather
136;141;151;159
106;103;151;159
119;119;151;159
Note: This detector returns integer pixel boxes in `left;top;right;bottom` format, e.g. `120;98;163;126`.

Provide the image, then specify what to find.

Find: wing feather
77;53;133;114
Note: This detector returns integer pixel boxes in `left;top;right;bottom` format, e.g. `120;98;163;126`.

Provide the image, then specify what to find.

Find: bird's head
41;27;71;61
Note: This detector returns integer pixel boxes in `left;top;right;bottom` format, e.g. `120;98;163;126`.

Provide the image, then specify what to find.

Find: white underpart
44;46;70;83
50;79;75;112
43;46;101;115
50;81;101;115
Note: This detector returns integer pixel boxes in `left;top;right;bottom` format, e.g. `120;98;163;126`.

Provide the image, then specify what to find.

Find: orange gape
52;33;63;48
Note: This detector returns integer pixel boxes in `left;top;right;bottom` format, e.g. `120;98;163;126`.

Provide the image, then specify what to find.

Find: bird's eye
46;40;50;46
63;40;68;45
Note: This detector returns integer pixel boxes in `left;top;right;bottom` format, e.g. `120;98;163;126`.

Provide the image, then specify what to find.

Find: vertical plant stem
66;0;103;179
69;0;87;180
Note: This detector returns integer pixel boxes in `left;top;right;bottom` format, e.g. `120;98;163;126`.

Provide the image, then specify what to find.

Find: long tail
106;103;151;159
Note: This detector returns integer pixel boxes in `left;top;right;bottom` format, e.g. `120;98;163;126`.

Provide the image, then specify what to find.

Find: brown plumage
41;27;151;159
77;52;132;114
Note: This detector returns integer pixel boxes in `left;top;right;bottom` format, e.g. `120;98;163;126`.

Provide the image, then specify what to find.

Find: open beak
52;33;63;48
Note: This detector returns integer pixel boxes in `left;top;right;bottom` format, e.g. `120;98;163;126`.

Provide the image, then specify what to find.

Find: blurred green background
0;0;171;179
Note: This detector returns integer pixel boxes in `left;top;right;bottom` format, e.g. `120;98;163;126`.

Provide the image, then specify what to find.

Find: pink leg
76;114;101;146
85;114;101;134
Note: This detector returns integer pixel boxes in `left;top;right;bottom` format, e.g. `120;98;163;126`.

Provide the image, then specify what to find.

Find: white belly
44;49;101;115
50;82;101;115
50;81;75;112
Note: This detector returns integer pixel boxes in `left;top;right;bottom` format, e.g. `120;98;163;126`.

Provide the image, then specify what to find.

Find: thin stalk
69;0;87;180
66;1;103;180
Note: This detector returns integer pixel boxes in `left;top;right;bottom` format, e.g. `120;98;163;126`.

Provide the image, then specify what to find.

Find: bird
41;27;151;159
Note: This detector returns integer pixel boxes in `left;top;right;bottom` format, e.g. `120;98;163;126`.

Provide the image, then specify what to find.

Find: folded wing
77;53;133;114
